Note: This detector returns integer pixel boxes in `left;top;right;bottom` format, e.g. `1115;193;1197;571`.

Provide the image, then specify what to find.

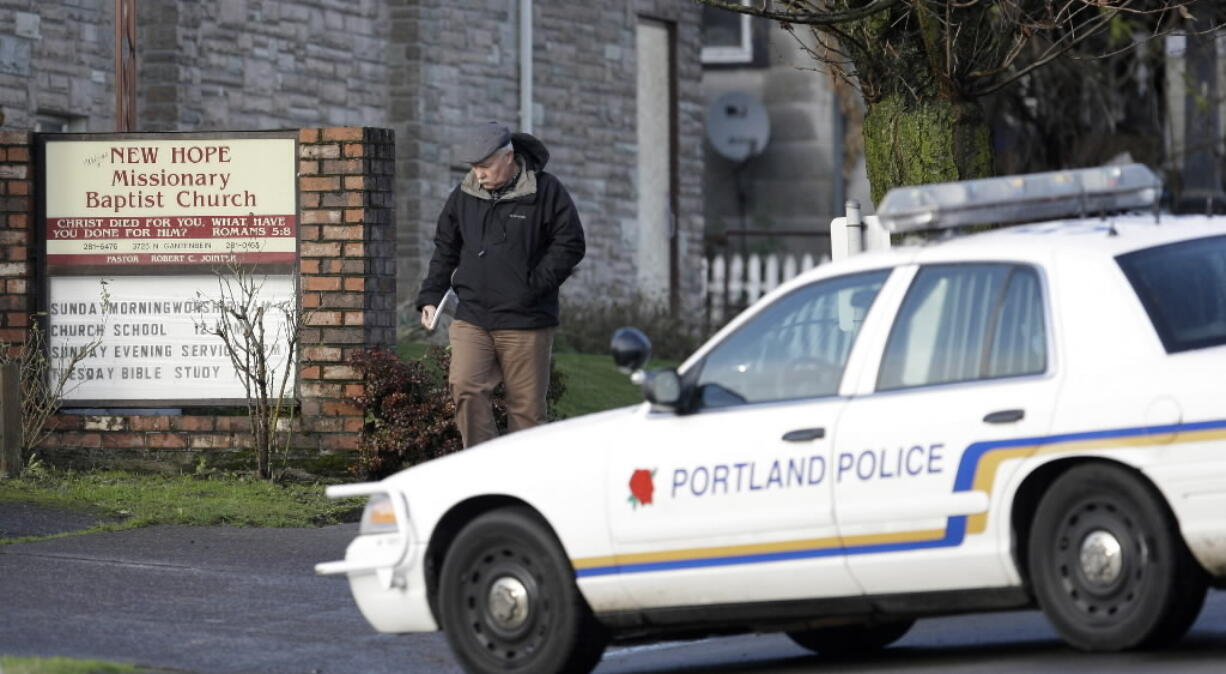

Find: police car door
833;262;1058;595
601;270;892;610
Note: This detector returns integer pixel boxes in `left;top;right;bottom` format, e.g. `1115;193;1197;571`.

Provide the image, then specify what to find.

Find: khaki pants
448;319;555;448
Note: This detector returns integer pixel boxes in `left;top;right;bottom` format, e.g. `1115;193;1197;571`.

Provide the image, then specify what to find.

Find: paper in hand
427;287;458;331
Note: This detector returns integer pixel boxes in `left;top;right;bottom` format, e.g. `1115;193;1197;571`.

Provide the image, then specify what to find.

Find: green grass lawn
397;340;676;419
0;470;361;543
552;350;645;417
0;656;149;674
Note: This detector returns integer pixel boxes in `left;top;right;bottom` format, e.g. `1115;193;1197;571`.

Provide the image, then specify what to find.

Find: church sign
38;131;299;406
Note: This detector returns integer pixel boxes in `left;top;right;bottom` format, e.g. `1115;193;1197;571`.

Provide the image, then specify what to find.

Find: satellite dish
706;91;770;162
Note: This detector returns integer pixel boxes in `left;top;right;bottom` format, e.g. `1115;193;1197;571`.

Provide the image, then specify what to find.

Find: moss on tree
863;94;992;205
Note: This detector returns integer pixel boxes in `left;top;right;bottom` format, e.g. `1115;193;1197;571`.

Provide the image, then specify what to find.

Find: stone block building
0;0;706;322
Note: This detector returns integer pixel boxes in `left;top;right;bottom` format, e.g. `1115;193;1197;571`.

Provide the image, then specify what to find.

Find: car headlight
360;493;400;534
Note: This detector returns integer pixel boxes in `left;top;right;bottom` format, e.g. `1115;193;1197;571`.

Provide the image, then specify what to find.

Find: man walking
416;122;585;447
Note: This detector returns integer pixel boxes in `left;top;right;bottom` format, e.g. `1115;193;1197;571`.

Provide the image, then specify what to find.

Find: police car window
987;267;1047;377
878;264;1046;390
1118;234;1226;353
695;270;890;409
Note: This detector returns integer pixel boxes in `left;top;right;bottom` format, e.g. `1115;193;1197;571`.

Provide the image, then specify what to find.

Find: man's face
471;148;516;191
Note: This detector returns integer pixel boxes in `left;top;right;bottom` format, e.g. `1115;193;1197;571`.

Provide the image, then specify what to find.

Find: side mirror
610;327;652;374
642;368;682;407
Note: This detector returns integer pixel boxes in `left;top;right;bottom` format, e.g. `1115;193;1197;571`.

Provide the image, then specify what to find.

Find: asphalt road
1;508;1223;673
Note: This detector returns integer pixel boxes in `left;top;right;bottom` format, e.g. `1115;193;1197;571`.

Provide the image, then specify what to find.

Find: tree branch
970;3;1120;96
691;0;902;26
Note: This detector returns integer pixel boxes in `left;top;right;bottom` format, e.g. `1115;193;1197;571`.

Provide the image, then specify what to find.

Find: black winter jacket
414;133;585;330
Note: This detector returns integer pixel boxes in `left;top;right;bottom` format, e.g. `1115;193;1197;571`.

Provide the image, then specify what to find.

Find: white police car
318;164;1226;673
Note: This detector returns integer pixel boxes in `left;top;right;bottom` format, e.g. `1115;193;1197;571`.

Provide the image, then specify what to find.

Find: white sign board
43;137;297;271
41;133;299;405
49;275;296;402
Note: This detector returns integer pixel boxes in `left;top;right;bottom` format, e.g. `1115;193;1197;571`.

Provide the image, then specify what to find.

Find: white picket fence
703;252;824;327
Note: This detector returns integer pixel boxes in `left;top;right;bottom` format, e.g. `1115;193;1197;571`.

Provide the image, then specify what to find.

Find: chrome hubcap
487;576;530;630
1079;529;1123;586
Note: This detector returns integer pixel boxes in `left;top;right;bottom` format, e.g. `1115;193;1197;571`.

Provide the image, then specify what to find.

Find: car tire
438;507;609;673
1027;463;1207;651
786;619;914;656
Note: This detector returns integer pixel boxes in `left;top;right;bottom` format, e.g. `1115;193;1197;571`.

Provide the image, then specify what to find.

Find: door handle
983;409;1025;424
782;427;825;442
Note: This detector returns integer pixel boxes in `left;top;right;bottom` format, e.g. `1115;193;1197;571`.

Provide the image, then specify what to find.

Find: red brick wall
0;131;32;352
3;128;396;474
296;126;397;456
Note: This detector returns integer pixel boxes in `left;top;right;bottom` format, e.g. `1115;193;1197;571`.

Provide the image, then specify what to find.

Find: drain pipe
519;0;533;134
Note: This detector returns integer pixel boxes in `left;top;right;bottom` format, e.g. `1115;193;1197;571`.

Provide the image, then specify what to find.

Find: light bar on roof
876;163;1162;233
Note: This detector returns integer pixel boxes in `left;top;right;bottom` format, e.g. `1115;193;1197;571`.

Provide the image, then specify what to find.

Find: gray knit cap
456;122;512;164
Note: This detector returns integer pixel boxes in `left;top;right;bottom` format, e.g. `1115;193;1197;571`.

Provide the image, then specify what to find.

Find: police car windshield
1118;234;1226;353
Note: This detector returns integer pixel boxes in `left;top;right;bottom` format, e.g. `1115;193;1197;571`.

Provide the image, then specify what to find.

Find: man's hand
421;304;437;328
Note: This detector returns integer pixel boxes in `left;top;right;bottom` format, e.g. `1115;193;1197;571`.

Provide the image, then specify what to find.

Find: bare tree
0;284;110;464
693;1;1208;203
195;267;309;481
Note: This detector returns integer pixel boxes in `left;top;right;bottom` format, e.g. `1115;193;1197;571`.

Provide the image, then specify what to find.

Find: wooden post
0;362;20;476
114;0;138;131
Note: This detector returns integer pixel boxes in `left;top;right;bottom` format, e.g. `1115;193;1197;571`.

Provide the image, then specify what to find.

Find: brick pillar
297;127;397;455
0;131;32;350
1;132;33;474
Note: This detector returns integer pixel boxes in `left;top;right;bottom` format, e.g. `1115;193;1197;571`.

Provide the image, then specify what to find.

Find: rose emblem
628;469;655;508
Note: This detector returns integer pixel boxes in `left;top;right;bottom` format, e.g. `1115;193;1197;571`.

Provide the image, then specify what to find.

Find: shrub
346;345;567;480
1;311;108;469
346;346;458;480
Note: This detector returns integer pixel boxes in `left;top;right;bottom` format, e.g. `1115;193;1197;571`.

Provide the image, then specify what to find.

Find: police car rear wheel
1028;463;1207;651
438;507;609;674
786;619;914;657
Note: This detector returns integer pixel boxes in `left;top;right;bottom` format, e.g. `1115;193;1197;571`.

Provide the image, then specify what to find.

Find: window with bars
878;264;1047;391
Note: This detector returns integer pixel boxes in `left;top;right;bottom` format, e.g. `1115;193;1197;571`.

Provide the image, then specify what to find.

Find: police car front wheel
1027;463;1208;651
437;506;609;674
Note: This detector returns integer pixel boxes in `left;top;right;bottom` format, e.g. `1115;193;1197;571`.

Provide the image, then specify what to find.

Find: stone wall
386;0;520;325
1;0;706;332
139;1;389;131
391;0;706;316
135;0;707;322
0;2;114;131
0;127;395;474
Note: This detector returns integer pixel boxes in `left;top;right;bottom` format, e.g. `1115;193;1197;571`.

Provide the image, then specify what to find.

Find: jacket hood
459;132;550;201
510;132;549;171
461;155;538;201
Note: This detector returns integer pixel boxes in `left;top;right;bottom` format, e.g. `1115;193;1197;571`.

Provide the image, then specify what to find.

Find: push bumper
315;482;439;632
